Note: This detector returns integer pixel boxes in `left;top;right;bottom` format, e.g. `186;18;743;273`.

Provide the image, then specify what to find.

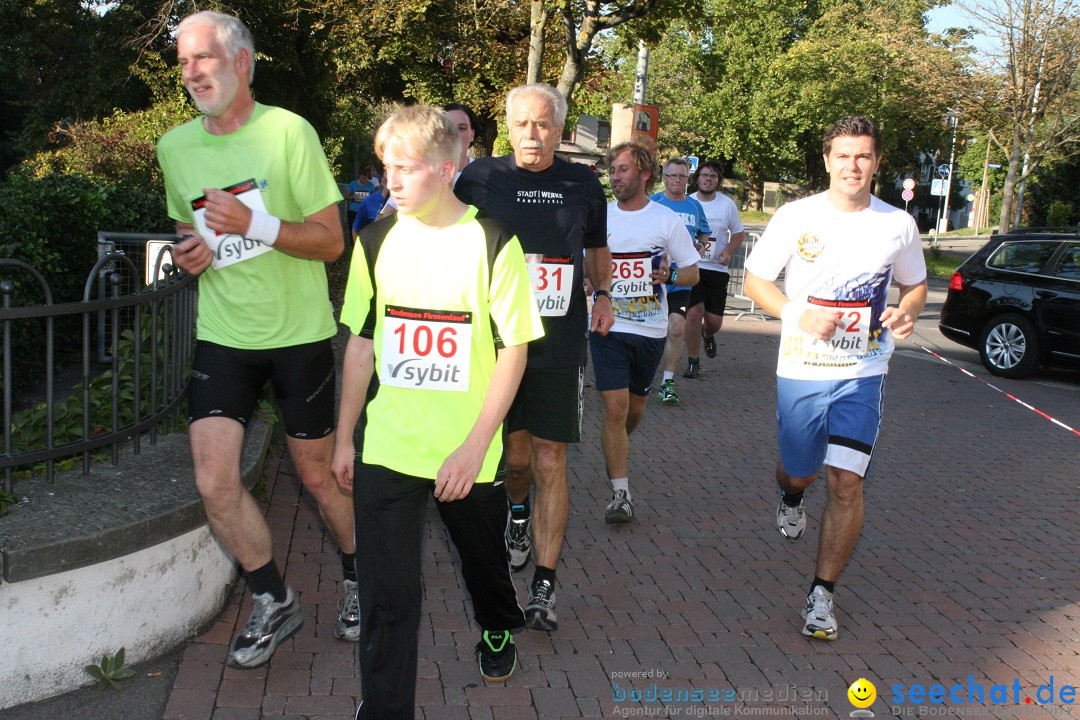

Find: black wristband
593;289;611;301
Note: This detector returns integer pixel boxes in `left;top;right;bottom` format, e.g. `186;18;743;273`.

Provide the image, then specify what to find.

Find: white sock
662;371;674;382
610;477;630;498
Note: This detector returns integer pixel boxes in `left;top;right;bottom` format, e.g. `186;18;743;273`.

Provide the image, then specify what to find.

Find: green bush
0;99;188;400
1046;199;1076;228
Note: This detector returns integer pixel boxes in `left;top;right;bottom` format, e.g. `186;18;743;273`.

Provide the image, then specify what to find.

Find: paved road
9;288;1078;720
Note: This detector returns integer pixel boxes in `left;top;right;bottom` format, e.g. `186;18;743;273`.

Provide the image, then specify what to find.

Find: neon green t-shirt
340;206;544;482
157;103;341;349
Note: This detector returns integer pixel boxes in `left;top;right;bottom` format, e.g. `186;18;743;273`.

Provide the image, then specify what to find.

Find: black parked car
939;229;1080;378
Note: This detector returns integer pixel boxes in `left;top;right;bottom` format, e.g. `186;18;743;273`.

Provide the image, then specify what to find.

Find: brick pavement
163;309;1080;720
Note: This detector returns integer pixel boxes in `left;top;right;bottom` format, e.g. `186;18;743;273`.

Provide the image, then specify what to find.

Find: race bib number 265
381;306;472;392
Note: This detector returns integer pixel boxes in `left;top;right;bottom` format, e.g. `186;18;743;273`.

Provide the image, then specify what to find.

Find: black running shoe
525;578;558;631
704;332;717;358
682;359;701;378
476;630;517;682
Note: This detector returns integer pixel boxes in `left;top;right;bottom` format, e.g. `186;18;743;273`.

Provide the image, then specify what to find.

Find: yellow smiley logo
847;678;876;709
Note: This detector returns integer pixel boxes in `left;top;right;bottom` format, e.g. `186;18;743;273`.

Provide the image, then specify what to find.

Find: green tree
958;0;1080;231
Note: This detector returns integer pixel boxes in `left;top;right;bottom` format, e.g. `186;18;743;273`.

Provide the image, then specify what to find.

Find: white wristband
780;301;808;326
246;209;281;246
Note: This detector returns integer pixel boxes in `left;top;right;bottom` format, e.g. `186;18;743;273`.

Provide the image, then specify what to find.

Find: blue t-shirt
348;180;377;211
351;191;389;233
649;192;711;291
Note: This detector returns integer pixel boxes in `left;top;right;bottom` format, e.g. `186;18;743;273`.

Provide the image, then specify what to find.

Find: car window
986;241;1060;274
1051;243;1080;281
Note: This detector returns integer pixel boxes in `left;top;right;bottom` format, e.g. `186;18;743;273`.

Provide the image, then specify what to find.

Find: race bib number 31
610;252;653;298
381;306;472;392
525;254;573;316
191;179;274;270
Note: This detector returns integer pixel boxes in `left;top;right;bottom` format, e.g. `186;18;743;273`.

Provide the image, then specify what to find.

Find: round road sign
937;164;951;178
902;178;915;191
901;189;914;202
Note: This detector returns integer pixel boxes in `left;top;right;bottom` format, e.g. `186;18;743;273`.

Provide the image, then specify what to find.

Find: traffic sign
902;178;916;191
902;189;914;202
937;164;951;178
931;179;945;196
687;156;699;173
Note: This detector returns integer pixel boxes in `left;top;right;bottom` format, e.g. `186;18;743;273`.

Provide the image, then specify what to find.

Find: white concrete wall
0;526;236;709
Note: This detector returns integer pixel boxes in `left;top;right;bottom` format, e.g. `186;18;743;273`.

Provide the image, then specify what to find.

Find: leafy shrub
1045;199;1076;228
0;99;190;399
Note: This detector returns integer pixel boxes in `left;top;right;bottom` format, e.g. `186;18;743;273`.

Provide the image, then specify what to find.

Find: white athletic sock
662;371;674;382
610;477;630;498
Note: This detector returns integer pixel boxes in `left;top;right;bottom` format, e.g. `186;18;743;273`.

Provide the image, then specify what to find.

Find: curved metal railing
1;235;196;491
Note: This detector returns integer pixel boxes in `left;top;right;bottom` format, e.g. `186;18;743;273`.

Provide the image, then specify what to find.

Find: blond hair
374;105;462;169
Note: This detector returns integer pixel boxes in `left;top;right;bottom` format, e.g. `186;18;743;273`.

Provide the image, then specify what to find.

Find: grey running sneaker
801;586;838;640
605;490;634;524
525;578;558;631
228;588;303;668
506;513;532;572
335;579;360;642
657;379;679;403
682;360;701;379
704;332;717;359
476;630;517;682
776;498;806;542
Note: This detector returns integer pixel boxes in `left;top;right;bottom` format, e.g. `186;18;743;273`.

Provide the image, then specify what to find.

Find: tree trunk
743;161;764;211
997;123;1025;232
527;1;548;85
554;9;591;101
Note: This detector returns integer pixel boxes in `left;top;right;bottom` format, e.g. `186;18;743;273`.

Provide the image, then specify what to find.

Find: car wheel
978;313;1040;378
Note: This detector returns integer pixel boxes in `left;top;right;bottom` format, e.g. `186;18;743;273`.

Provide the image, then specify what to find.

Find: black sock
781;489;804;507
810;577;835;595
533;565;556;587
247;560;287;603
510;497;531;520
341;551;357;583
688;356;699;364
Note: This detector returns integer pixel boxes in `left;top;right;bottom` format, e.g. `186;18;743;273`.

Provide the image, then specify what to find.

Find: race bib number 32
525;254;573;316
381;306;472;392
808;297;870;356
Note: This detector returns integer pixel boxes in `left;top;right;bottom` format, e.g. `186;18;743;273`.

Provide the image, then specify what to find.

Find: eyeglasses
698;173;719;179
664;173;688;180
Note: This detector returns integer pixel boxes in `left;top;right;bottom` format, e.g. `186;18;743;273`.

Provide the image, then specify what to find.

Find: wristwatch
669;268;679;285
593;289;611;301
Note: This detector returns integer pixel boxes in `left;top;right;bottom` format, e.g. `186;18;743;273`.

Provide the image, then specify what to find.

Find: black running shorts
688;269;731;316
188;339;336;439
506;366;584;444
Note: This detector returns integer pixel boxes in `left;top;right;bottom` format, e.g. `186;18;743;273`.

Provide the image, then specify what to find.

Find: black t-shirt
455;155;608;368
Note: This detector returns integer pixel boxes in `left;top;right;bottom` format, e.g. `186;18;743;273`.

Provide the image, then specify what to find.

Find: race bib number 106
381;306;472;392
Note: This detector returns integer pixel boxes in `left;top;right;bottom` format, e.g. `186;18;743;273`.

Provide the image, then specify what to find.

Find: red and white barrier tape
914;343;1080;438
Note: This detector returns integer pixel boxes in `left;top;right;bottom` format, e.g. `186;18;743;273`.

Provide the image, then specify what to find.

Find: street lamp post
940;110;959;234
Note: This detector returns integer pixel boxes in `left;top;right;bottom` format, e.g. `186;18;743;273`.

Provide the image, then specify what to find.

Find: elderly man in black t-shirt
456;83;613;633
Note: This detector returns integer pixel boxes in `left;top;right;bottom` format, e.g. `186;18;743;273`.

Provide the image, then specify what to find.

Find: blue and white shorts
775;374;887;479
